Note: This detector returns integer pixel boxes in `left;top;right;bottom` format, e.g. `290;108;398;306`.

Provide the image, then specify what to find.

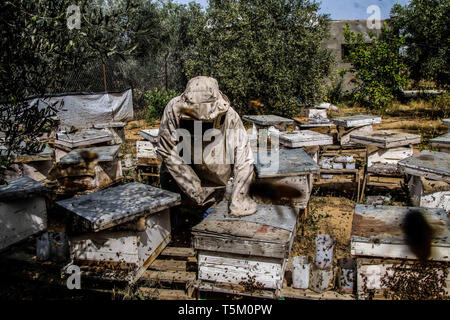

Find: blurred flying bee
249;100;264;109
180;107;200;120
79;150;99;163
402;209;433;262
249;181;303;206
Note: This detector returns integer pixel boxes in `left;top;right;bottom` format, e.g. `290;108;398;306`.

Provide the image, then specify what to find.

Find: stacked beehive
350;204;450;299
349;130;421;197
56;182;180;283
399;150;450;213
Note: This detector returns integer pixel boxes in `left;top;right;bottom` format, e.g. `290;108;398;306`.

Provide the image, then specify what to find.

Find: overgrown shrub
145;88;179;125
326;69;347;104
432;92;450;119
343;23;408;110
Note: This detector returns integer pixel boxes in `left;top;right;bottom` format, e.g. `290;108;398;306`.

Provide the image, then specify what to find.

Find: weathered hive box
408;175;450;212
333;115;382;128
56;182;181;283
1;145;54;182
430;133;450;153
350;130;421;149
366;146;413;175
351;204;450;261
136;141;161;166
54;145;122;193
54;129;114;162
334;115;381;146
140;129;159;144
356;258;450;300
93;122;126;144
253;148;318;209
0;177;47;251
299;108;327;119
279;130;333;148
192;201;298;290
242;115;294;130
443;119;450;132
398;150;450;183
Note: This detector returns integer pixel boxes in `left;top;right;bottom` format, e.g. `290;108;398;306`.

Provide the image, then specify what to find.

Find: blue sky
173;0;410;20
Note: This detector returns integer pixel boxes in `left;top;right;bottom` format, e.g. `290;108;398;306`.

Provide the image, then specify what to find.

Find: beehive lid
398;151;450;183
1;145;54;163
242;115;294;126
333;115;381;128
59;145;121;164
430;133;450;146
279;130;333;148
55;129;113;149
93;122;126;129
56;182;181;232
203;201;296;232
350;130;421;148
351;204;450;261
140;129;159;142
0;177;46;201
254;148;318;177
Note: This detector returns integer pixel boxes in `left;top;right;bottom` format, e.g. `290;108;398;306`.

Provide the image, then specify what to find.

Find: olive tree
183;0;333;116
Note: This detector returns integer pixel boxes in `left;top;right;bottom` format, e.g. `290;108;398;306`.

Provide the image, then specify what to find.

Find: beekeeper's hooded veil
157;76;257;217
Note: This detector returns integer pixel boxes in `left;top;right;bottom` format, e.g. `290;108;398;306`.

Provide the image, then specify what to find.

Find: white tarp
31;89;133;129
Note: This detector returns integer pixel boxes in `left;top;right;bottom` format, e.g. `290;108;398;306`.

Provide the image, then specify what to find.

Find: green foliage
0;0;152;181
144;88;179;125
326;69;347;104
390;0;450;89
343;23;408;110
183;0;333;116
432;92;450;119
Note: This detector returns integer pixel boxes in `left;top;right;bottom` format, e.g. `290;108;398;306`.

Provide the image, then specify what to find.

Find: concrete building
325;20;384;92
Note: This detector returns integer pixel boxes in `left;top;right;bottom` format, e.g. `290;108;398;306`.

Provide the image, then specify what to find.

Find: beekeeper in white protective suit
157;76;258;217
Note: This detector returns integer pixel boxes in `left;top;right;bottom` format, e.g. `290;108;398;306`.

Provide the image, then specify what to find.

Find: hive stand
349;130;421;202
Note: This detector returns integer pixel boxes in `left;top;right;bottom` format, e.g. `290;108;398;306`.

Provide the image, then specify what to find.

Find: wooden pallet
137;246;198;300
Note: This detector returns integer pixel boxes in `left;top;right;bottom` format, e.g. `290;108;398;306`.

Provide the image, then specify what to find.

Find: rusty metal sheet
254;148;319;177
333;115;381;128
242;115;294;127
56;182;180;232
0;176;46;201
398;151;450;182
59;145;120;164
350;130;421;148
